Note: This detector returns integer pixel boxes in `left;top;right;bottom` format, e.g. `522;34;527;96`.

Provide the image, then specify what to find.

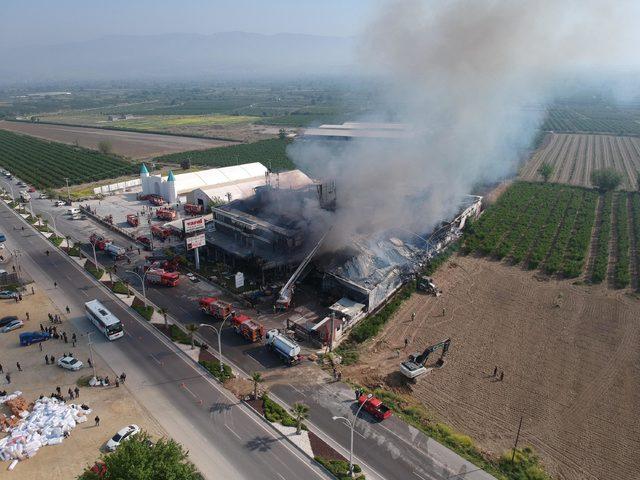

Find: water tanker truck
265;329;300;365
104;243;126;260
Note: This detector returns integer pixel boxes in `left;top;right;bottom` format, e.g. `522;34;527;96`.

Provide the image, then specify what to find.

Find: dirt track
0;120;236;159
344;255;640;480
520;133;640;190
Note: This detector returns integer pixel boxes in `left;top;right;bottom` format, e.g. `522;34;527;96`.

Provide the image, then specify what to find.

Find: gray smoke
288;0;640;251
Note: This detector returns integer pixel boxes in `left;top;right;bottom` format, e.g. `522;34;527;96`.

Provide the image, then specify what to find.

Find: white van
67;207;81;215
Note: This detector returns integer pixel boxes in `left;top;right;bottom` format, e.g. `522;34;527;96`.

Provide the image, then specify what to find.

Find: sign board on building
234;272;244;289
183;217;205;234
186;233;206;250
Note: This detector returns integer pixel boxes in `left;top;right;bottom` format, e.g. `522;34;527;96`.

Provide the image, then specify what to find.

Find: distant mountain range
0;32;356;84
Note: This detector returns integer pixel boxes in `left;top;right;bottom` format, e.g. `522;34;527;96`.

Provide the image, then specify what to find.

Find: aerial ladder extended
276;230;330;310
399;338;451;379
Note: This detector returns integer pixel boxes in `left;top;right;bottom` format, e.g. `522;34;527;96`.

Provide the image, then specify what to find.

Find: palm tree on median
291;402;309;435
251;372;263;400
158;307;168;330
186;323;199;350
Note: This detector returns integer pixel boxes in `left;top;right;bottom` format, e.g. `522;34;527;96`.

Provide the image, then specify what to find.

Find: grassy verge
314;458;363;480
199;360;234;382
356;386;549;480
262;394;307;430
84;262;104;280
67;246;81;257
49;235;63;246
111;281;130;295
133;304;154;320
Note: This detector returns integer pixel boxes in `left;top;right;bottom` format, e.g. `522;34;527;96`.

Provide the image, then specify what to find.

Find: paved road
0;201;333;480
5;186;495;480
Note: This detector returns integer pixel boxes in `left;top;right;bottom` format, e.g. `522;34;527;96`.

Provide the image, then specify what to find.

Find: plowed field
344;255;640;480
520;133;640;190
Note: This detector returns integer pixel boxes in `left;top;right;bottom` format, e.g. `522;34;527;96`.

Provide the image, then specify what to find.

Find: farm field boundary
0;129;135;189
464;182;637;290
520;133;640;190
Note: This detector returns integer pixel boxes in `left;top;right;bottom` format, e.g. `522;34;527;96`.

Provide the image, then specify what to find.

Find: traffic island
243;394;365;479
131;296;154;320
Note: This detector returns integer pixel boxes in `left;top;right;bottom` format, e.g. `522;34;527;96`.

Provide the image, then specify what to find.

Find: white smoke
288;0;640;250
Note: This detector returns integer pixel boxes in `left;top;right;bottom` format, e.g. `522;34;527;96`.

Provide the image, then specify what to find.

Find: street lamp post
86;331;97;380
90;242;98;269
333;393;373;477
42;211;57;234
199;321;228;374
126;269;148;306
1;180;15;202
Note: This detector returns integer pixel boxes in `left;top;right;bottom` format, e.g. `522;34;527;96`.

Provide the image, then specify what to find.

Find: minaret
140;163;150;195
165;170;177;203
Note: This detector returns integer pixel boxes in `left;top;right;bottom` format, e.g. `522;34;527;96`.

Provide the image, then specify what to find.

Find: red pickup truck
358;394;392;421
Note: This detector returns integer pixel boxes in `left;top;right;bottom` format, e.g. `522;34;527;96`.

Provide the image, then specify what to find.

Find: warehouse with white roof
139;162;314;210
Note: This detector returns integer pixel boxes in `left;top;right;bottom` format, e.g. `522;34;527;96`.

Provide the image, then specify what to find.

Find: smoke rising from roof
288;0;640;251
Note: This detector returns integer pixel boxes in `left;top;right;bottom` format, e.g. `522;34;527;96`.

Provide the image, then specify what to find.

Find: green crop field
0;130;135;189
155;138;295;172
463;182;598;278
464;182;640;288
542;104;640;136
38;113;259;129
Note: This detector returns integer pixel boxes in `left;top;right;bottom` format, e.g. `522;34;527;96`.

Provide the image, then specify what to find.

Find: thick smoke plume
288;0;640;251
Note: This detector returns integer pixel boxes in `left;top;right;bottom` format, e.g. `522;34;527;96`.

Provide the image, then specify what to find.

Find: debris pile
0;395;91;466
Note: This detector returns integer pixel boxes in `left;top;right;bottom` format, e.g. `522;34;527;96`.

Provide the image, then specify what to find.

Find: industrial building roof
303;122;414;140
192;169;314;204
166;162;269;195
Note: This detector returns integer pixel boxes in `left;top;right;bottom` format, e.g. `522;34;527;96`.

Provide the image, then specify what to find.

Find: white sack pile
0;397;92;463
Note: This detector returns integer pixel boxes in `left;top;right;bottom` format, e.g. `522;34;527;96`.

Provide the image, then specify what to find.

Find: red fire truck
198;297;233;321
156;208;177;221
146;268;179;287
89;233;111;250
126;214;139;227
184;204;203;215
231;314;265;343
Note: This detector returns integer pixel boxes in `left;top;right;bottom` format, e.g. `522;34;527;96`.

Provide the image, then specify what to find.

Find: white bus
85;299;124;340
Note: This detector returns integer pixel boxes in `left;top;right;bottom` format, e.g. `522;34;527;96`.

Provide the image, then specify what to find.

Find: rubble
0;395;91;466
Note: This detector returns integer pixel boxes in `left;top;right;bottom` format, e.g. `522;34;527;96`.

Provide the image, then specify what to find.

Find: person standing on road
63;332;68;343
50;355;55;364
0;363;3;373
94;416;100;427
411;312;416;321
66;306;70;314
39;342;42;351
5;373;11;384
54;281;57;288
26;312;29;320
74;386;80;398
16;362;21;372
40;323;44;332
87;358;92;368
442;307;446;317
45;355;49;365
56;386;61;395
493;366;498;377
31;286;35;295
120;372;126;383
500;371;504;381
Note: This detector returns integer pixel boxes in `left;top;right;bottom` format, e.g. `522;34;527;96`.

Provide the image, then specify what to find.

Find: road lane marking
413;471;428;480
287;383;306;396
225;424;241;441
150;354;163;366
182;383;197;398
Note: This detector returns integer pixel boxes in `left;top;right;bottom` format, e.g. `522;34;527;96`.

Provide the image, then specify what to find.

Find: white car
0;319;24;333
106;424;140;451
0;290;18;299
57;356;83;371
54;200;66;207
39;193;48;199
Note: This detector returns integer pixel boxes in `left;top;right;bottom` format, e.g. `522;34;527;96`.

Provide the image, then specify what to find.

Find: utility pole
511;416;524;463
65;178;70;203
87;332;97;380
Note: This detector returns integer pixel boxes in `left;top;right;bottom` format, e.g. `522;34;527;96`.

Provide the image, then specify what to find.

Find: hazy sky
1;0;374;49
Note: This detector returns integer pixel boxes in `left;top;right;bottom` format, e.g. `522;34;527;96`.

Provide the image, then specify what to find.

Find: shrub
591;168;622;192
199;360;233;382
262;394;306;430
84;262;104;279
133;304;154;321
112;281;130;295
314;457;363;480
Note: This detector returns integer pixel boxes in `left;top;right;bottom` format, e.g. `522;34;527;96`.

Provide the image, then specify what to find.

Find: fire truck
148;195;164;206
151;225;171;239
146;268;179;287
231;314;265;343
89;234;111;250
184;204;203;215
156;208;177;221
198;297;233;321
126;214;139;227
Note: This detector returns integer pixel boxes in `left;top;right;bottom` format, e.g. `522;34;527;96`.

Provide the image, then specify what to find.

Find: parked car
19;331;51;346
106;424;140;451
57;356;83;371
54;200;66;207
1;319;24;333
0;315;19;327
39;193;48;199
186;272;199;283
71;214;87;220
0;290;18;299
27;186;36;193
